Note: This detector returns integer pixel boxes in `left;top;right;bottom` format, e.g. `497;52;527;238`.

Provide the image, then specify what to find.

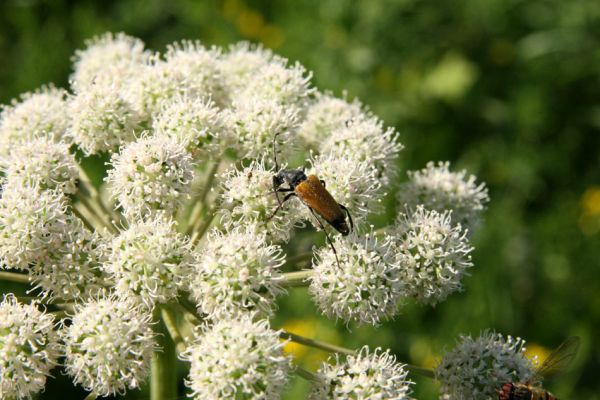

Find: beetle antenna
309;208;342;270
272;132;281;171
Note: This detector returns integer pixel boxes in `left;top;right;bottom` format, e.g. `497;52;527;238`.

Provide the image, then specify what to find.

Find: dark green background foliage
1;1;598;398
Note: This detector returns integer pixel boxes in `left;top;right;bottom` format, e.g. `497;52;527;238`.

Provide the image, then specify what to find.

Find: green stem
190;209;217;245
294;365;321;382
285;252;313;266
160;306;187;354
75;194;116;234
73;202;105;233
76;164;120;232
178;296;202;323
83;392;98;400
186;159;221;235
281;270;314;288
280;331;436;379
151;310;178;400
0;271;29;284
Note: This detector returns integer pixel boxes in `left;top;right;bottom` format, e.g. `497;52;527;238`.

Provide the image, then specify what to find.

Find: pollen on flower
182;315;292;400
0;85;69;157
190;225;286;320
399;161;489;231
0;295;61;400
104;217;194;308
309;346;413;400
1;137;78;194
106;134;195;219
391;206;474;305
435;331;535;400
309;233;405;325
61;295;156;397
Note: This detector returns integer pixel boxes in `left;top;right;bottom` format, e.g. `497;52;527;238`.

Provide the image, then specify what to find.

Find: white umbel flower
0;184;72;270
182;315;292;400
1;137;78;194
153;95;229;159
308;152;383;226
105;217;194;307
190;226;286;320
309;346;413;400
0;295;60;400
391;206;473;305
220;159;301;242
61;296;156;397
29;225;109;301
322;114;402;185
309;233;404;325
220;42;274;93
106;135;194;219
435;331;535;400
399;161;489;230
71;32;150;89
164;41;228;107
298;92;364;148
0;86;69;157
68;76;141;155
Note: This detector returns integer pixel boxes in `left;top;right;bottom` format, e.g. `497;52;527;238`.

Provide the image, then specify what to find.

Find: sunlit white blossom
182;315;292;400
61;296;156;397
322;113;402;185
391;206;473;305
0;86;69;157
309;346;413;400
71;32;150;89
105;217;194;307
0;295;60;400
153;95;229;159
220;42;274;93
298;92;364;148
68;76;141;155
190;226;286;320
399;161;489;230
220;159;302;242
309;233;405;325
106;135;194;219
435;331;535;400
1;137;78;194
0;184;72;270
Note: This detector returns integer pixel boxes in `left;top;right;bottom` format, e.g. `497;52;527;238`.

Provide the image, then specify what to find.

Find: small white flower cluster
182;315;291;400
0;30;496;399
0;295;60;400
309;346;413;400
435;331;535;400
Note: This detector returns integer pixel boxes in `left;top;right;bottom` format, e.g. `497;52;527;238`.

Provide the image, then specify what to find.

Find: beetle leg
339;203;354;233
308;207;342;270
320;179;326;187
267;192;297;221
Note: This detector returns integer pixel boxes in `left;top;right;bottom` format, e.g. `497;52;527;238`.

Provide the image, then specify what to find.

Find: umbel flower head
106;134;194;219
0;184;72;270
309;346;413;400
190;225;286;320
0;295;61;400
61;295;157;397
182;315;292;400
391;206;473;305
1;136;78;194
435;331;535;400
0;85;69;157
309;233;405;325
104;217;195;308
399;161;489;230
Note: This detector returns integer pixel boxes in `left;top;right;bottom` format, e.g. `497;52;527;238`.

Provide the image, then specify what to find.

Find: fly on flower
268;133;353;267
498;336;580;400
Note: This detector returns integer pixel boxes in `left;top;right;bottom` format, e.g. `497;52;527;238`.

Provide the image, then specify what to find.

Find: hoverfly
268;133;353;267
498;336;580;400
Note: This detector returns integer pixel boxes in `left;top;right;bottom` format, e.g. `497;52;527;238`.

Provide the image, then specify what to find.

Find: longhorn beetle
268;133;353;268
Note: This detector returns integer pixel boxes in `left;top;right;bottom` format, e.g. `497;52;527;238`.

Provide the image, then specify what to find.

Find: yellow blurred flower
579;186;600;235
281;319;340;370
524;342;551;368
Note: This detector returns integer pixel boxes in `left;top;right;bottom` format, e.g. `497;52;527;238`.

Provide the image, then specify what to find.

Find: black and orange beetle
268;134;353;266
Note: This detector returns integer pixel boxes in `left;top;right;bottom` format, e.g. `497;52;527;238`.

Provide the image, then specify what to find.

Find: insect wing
531;336;580;382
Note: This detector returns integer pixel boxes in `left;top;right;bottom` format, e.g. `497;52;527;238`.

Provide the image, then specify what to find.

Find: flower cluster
435;331;536;400
0;31;497;399
309;346;413;399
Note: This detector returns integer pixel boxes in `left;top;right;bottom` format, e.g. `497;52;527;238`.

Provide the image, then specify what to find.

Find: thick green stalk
186;159;221;235
0;271;29;284
151;310;177;400
281;270;314;288
160;306;187;354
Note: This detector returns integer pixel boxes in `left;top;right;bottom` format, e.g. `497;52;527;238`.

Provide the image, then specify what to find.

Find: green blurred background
1;0;599;398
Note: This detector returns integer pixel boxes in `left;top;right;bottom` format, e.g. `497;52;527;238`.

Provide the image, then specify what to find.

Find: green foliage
1;0;598;398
